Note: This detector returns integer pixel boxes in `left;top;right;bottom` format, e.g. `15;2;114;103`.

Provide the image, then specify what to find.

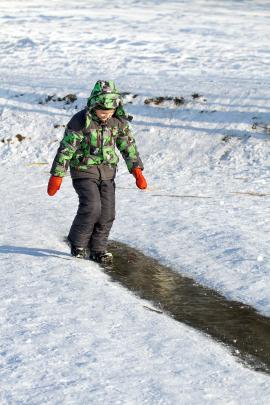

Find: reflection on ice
105;240;270;374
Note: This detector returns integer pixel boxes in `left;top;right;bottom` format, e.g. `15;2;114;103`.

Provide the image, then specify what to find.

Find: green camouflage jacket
50;80;143;179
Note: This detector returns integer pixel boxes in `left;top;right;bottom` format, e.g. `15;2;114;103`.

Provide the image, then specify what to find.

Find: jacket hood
87;80;132;120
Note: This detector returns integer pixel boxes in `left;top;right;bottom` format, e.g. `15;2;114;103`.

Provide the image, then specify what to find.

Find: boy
47;80;147;263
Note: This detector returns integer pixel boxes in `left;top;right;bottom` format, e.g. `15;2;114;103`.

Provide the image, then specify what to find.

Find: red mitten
132;168;147;190
47;176;62;196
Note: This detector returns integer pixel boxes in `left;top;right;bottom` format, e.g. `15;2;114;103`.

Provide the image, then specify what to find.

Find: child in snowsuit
47;80;147;263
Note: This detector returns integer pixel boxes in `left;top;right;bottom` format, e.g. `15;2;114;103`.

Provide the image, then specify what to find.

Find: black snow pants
68;178;115;252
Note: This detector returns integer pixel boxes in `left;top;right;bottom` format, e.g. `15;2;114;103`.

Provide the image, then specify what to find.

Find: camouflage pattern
50;81;143;178
87;80;129;119
87;80;121;109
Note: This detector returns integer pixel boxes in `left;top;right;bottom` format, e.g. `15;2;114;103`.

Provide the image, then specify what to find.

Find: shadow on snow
0;245;70;260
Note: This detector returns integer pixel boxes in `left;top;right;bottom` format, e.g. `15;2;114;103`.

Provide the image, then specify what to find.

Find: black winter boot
71;245;88;259
67;236;88;259
89;251;113;264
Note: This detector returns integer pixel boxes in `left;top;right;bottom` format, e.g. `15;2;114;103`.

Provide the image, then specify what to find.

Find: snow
1;0;270;403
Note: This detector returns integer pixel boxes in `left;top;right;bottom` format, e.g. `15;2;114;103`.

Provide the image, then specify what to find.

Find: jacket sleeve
116;121;144;173
50;128;84;177
50;110;86;177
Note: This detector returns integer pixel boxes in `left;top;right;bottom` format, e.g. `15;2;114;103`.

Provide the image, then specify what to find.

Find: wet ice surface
107;241;270;374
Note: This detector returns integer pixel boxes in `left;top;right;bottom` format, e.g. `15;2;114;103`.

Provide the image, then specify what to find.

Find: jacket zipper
100;124;105;158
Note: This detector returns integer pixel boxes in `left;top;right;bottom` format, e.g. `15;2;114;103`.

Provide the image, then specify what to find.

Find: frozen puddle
105;241;270;374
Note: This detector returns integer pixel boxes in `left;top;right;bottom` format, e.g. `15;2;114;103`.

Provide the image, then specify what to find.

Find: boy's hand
47;175;62;196
132;168;147;190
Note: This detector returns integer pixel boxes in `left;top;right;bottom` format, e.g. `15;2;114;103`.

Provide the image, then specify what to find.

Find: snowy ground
1;0;270;403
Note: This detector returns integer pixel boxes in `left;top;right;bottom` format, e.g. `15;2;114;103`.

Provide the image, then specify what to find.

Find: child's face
95;109;116;122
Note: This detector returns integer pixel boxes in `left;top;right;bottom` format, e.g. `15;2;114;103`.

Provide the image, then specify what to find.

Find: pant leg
68;178;101;248
89;179;115;252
